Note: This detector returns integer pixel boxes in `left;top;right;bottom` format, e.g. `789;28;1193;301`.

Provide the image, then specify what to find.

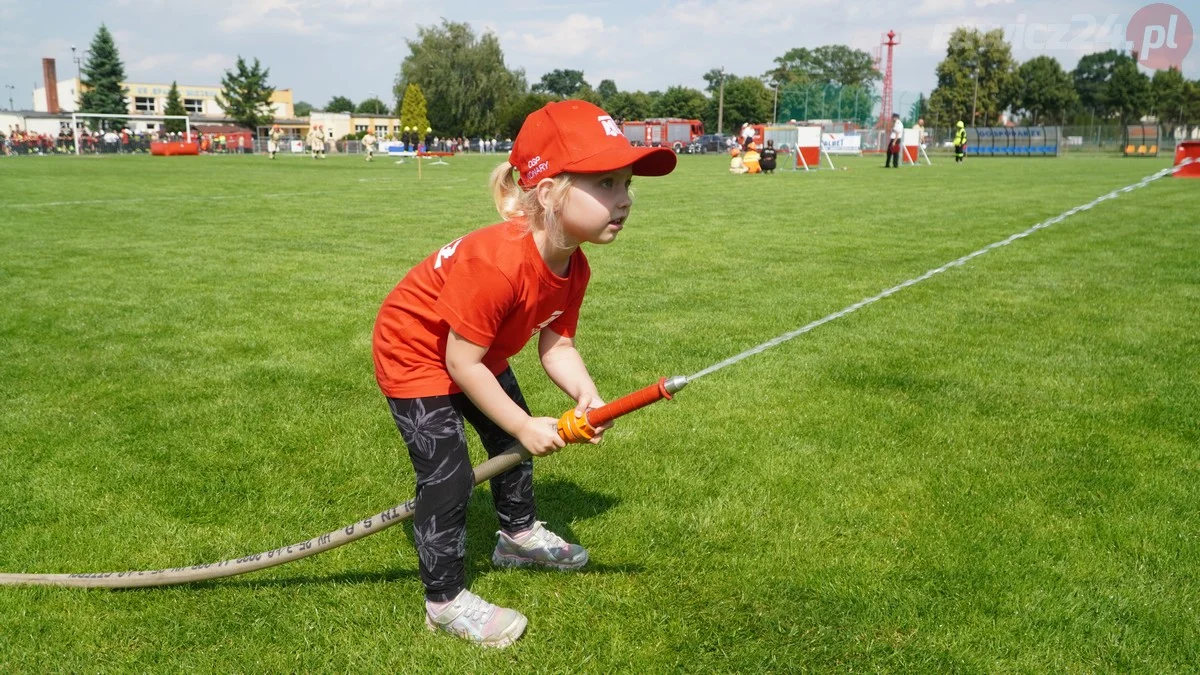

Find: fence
922;124;1200;153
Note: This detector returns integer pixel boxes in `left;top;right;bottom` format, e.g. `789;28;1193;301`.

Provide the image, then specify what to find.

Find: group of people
1;126;161;156
729;140;778;174
730;122;777;174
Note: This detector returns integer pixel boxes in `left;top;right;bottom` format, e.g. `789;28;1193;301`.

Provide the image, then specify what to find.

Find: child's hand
575;394;611;445
518;416;568;456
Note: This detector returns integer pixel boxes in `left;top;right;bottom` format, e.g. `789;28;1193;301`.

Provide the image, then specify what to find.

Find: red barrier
796;146;821;168
151;141;200;157
1174;141;1200;178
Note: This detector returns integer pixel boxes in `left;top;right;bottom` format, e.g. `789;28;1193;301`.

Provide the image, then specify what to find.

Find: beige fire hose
0;377;687;590
0;446;530;589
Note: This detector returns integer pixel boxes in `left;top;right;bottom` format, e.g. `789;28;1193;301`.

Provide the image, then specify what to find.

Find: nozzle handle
555;376;688;443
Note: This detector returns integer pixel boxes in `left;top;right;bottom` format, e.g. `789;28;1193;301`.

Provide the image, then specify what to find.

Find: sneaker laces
457;591;493;623
526;521;566;548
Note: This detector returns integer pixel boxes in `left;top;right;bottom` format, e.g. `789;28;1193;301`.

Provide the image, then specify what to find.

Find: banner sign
821;133;862;155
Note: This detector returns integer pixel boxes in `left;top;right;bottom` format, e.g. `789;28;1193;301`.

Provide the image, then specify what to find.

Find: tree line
391;20;883;138
928;27;1200;127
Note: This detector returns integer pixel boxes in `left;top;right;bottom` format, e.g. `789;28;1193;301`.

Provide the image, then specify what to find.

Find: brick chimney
43;58;60;114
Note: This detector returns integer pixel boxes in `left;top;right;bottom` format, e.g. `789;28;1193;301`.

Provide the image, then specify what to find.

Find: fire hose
0;377;688;589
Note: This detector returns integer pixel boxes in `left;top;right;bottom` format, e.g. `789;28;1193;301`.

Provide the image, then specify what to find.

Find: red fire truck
621;118;705;153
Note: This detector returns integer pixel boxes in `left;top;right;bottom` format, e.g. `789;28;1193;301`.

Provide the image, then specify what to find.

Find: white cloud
218;0;322;35
912;0;969;18
190;53;236;78
512;14;618;59
130;52;181;73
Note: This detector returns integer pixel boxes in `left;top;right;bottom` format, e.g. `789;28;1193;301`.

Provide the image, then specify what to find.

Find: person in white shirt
362;131;377;162
267;124;283;160
740;122;755;149
885;113;903;168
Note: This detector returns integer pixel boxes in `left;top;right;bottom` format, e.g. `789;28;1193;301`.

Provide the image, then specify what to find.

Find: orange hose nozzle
555;376;688;444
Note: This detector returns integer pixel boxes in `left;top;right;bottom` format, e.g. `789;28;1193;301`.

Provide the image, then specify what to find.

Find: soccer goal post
69;112;192;156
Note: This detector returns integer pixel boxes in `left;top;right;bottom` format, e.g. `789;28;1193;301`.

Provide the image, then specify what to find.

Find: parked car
689;134;729;154
497;139;513;152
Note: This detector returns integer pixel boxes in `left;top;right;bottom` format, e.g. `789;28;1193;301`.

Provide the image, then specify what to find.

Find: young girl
372;100;676;648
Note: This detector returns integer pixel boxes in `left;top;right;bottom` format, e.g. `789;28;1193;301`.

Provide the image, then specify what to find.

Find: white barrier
901;128;931;166
795;126;835;171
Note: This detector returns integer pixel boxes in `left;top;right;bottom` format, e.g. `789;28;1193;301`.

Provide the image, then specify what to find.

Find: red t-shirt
373;220;591;398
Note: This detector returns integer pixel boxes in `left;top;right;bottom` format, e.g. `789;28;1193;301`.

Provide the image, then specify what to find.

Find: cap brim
564;145;677;177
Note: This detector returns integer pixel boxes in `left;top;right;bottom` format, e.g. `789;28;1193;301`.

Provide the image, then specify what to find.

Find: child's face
559;168;634;246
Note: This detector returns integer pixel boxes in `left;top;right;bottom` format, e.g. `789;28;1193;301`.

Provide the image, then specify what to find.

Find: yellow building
35;77;294;119
308;111;404;142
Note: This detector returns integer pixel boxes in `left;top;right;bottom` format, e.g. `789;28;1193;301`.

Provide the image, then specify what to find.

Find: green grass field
1;150;1196;672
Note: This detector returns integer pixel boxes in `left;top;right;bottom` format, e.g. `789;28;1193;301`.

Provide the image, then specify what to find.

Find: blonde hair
489;162;575;249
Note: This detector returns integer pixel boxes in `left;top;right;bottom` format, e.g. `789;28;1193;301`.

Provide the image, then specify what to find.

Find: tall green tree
765;45;880;88
1007;56;1077;124
604;91;655;122
399;83;430;138
904;93;927;126
215;56;275;132
1072;50;1135;120
1105;57;1151;124
702;68;728;95
293;100;313;117
654;86;708;120
397;20;526;136
573;84;604;106
928;27;1017;126
1151;67;1189;126
499;92;557;140
356;97;387;114
532;69;588;97
705;76;772;132
78;24;128;130
1187;80;1200;124
162;81;187;133
325;96;354;113
596;79;618;104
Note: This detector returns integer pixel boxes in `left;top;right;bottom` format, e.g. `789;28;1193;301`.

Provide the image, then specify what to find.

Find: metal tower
878;30;901;136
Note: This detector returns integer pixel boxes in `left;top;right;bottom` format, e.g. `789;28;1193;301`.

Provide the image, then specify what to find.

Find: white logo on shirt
433;237;463;269
599;116;621;137
531;310;564;336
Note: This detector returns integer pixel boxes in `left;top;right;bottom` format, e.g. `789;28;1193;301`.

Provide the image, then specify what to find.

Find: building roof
1;110;74;120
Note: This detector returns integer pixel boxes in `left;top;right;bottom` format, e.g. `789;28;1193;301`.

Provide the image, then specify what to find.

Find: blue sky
1;0;1195;113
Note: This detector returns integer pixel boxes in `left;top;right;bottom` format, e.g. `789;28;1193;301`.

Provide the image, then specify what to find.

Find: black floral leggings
387;367;537;602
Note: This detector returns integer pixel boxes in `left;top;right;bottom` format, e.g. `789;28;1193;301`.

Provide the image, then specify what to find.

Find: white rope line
689;158;1192;381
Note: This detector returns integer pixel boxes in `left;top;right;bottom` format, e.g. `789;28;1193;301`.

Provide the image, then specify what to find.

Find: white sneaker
492;521;589;570
425;589;527;648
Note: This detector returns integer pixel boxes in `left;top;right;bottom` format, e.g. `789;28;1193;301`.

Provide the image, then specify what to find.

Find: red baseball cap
509;100;677;189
